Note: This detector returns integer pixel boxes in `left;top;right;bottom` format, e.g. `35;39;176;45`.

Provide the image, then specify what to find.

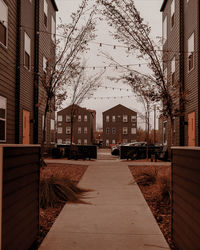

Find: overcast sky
56;0;163;129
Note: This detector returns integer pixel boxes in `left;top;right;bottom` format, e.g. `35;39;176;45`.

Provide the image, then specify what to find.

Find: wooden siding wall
1;146;40;250
0;0;17;143
172;147;200;250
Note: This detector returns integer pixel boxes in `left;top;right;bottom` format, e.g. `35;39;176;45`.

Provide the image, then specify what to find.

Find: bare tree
39;0;97;151
67;66;105;145
97;0;187;145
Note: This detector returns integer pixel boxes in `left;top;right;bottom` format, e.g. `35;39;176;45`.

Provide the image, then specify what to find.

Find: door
23;110;30;144
188;112;195;146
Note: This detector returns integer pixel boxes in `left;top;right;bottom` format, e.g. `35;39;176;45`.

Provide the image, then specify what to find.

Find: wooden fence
171;147;200;250
0;145;40;250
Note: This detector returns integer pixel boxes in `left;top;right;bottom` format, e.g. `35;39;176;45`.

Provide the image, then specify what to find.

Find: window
112;128;116;134
84;115;88;122
84;127;87;134
123;115;128;122
78;115;81;122
163;121;167;145
24;32;31;70
164;67;168;83
57;127;62;134
43;56;48;73
106;115;109;122
123;127;128;134
162;16;167;44
57;139;62;144
188;33;194;72
112;115;116;122
131;116;136;122
78;139;81;145
50;119;55;130
66;115;71;122
44;0;48;28
78;127;81;134
66;139;71;145
171;0;175;28
66;127;71;134
0;0;8;47
84;139;87;145
51;16;56;42
106;139;109;147
131;128;136;134
58;115;62;122
123;139;128;144
171;57;175;85
0;96;6;142
106;128;110;134
112;140;116;144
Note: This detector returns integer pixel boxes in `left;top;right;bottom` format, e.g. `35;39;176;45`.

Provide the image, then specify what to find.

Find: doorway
23;110;30;144
188;112;195;146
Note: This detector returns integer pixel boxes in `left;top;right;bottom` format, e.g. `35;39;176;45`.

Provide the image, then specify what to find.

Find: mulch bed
36;163;88;248
129;165;178;250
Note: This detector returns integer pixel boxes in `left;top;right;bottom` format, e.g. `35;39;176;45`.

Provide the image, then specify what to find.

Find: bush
40;177;90;209
157;175;171;204
135;168;157;186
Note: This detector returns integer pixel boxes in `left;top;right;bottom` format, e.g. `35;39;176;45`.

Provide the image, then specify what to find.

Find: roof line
51;0;58;11
160;0;167;12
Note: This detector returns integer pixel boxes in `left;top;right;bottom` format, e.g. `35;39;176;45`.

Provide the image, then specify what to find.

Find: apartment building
57;105;96;145
0;0;57;146
102;104;137;148
160;0;200;146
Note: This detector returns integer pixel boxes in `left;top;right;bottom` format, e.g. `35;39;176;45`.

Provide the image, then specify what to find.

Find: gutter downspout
179;0;185;146
198;1;200;146
15;0;21;144
34;0;39;144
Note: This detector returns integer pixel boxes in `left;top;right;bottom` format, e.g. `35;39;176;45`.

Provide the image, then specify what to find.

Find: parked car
111;144;121;155
120;142;163;160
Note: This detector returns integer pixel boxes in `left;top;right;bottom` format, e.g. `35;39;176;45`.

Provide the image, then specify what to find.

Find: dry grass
129;165;177;250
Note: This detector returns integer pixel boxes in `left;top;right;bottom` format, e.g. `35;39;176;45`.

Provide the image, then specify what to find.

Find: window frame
171;0;175;29
106;127;110;134
162;16;167;44
84;127;88;134
66;127;71;134
78;139;81;145
106;115;109;122
78;115;81;122
84;115;88;122
84;139;87;145
0;0;8;48
24;32;31;70
51;15;56;43
57;127;63;134
171;56;176;85
44;0;48;28
123;127;128;134
131;115;136;122
188;32;195;72
106;139;109;147
131;127;136;135
50;119;55;130
0;96;7;142
123;115;128;123
57;115;63;122
112;115;116;122
66;115;71;122
78;127;81;134
112;127;116;134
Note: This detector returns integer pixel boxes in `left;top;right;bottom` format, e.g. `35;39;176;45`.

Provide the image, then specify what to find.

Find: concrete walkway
39;157;170;250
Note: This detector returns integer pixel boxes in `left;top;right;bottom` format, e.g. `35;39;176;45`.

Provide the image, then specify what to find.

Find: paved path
40;155;170;250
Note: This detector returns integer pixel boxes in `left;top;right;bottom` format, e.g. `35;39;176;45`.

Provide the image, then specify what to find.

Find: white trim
0;96;6;142
0;0;8;48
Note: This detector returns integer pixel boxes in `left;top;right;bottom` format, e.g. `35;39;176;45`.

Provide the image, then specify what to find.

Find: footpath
39;151;170;250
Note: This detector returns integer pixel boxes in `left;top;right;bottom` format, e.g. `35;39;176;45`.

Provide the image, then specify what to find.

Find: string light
0;19;197;55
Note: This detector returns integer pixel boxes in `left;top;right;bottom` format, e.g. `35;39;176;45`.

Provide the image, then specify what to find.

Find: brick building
0;0;57;146
159;0;200;147
57;105;96;145
102;104;137;148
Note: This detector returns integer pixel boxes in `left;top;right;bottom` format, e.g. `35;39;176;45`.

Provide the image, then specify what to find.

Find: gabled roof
160;0;168;12
103;104;137;114
51;0;58;11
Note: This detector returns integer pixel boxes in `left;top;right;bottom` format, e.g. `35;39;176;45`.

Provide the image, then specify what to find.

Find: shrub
135;169;157;186
157;175;171;205
40;177;90;209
